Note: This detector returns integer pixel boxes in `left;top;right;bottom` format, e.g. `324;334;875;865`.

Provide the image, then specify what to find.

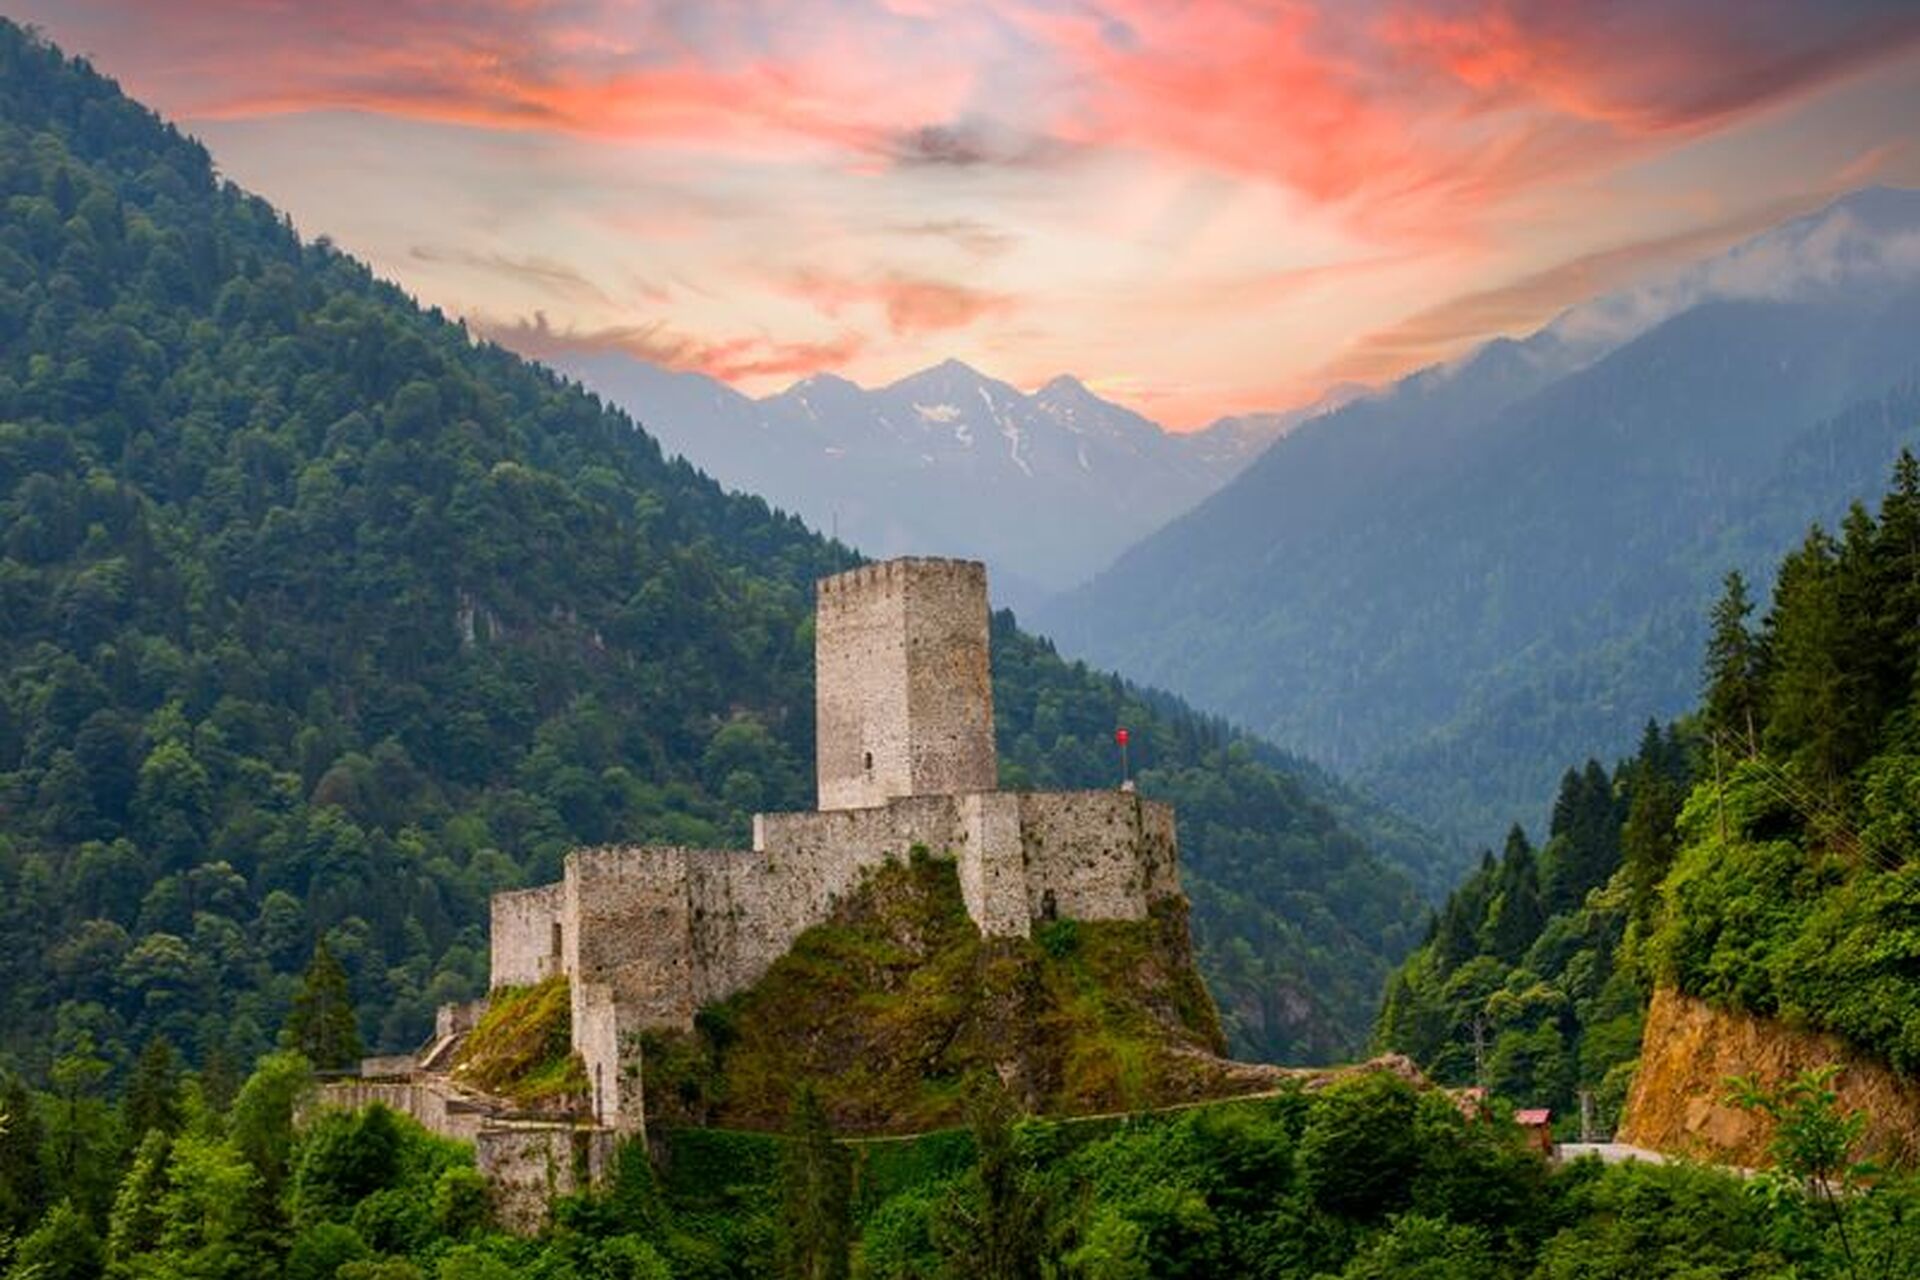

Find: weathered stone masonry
320;557;1191;1227
477;558;1186;1144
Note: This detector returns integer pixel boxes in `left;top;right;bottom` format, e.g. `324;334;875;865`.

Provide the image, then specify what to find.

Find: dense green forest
0;11;1428;1110
6;1049;1918;1279
1378;451;1920;1122
1374;727;1689;1130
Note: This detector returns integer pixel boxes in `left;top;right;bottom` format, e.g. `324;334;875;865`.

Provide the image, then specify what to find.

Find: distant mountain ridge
1039;187;1920;856
554;352;1313;609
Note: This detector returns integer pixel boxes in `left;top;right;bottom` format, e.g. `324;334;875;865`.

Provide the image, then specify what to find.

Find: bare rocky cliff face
1620;987;1920;1168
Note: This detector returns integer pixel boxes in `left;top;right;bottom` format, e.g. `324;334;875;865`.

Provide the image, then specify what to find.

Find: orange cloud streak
484;310;867;382
786;272;1016;335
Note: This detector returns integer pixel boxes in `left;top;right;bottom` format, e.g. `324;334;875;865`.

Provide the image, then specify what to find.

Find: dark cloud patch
880;116;1077;169
883;218;1018;257
408;244;623;305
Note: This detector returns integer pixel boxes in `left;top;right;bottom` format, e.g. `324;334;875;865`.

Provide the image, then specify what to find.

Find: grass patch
452;975;589;1107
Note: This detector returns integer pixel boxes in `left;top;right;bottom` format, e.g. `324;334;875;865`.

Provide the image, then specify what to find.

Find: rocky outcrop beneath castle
1619;986;1920;1168
635;853;1232;1133
491;787;1180;1135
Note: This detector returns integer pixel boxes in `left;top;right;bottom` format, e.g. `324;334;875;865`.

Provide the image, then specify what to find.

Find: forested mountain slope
1041;191;1920;854
1378;452;1920;1142
0;20;1427;1086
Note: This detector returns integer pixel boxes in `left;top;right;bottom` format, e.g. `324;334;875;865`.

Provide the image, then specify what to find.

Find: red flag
1114;728;1129;746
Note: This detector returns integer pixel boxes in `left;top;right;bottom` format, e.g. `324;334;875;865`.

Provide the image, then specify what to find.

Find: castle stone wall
308;1079;488;1144
696;795;965;1003
1016;792;1179;924
489;883;566;989
902;560;997;798
475;1125;618;1235
573;982;644;1133
959;792;1029;938
566;846;697;1027
816;562;912;809
815;559;995;810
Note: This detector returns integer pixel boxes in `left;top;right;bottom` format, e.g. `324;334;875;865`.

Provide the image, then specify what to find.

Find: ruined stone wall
958;792;1029;938
530;789;1182;1030
436;998;488;1042
572;982;644;1133
475;1125;619;1235
1015;792;1180;924
308;1079;488;1144
815;558;995;810
489;883;566;989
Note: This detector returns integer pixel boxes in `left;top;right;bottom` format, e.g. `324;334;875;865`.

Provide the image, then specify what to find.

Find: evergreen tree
1484;826;1544;965
4;1198;103;1280
935;1077;1051;1280
1542;762;1616;915
1430;850;1498;972
284;942;364;1070
1619;756;1684;938
0;1078;45;1235
1703;570;1763;757
123;1036;183;1141
45;1037;113;1220
105;1128;172;1266
1874;449;1920;691
776;1086;851;1280
1764;528;1851;794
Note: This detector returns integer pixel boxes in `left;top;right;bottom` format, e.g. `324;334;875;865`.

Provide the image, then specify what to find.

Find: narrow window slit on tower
864;751;873;771
551;922;563;958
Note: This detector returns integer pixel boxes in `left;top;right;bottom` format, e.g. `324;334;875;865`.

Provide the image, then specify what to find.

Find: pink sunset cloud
17;0;1920;424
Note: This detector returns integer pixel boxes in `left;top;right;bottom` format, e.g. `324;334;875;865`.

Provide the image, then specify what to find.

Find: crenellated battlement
814;556;996;810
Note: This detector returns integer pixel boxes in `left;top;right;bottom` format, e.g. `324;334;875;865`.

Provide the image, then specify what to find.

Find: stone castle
487;556;1180;1137
320;557;1187;1226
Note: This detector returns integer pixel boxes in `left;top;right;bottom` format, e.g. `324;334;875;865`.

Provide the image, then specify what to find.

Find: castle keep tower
815;558;997;810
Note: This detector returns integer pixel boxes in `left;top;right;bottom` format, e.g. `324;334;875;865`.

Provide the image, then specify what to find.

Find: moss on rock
453;976;589;1109
643;852;1249;1134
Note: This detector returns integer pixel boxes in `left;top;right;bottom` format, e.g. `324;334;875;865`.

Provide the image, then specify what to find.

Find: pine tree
0;1075;45;1234
1620;755;1684;937
123;1036;183;1141
1764;528;1851;794
1542;761;1617;915
776;1086;851;1280
105;1128;172;1264
936;1077;1052;1280
1703;570;1763;757
1877;449;1920;689
283;942;363;1070
1431;850;1498;972
1485;826;1544;965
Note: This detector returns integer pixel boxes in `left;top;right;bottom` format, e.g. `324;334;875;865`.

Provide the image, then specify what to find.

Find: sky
13;0;1920;427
